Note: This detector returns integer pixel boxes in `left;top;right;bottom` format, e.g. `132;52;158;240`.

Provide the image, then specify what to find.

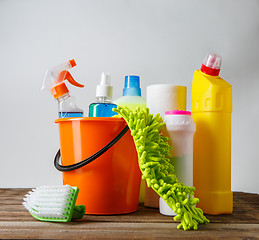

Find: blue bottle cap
123;75;141;96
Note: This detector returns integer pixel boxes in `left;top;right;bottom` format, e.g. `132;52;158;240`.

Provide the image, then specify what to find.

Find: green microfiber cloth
114;106;209;230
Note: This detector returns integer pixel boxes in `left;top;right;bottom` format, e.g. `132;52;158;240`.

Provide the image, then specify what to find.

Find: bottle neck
200;64;220;76
123;88;141;96
56;92;70;103
96;96;112;103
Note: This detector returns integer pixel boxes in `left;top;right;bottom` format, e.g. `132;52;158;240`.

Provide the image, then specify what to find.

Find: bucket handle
54;125;130;172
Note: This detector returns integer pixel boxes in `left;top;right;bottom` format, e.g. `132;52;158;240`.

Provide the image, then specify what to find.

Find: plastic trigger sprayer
41;59;85;118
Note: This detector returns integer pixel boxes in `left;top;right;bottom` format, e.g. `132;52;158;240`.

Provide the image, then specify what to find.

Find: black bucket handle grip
54;125;130;172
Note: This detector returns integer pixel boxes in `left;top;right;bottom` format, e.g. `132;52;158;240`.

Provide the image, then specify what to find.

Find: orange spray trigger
69;59;76;68
58;70;84;88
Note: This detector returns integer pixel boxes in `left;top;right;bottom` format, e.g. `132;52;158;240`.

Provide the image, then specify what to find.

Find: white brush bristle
23;185;74;219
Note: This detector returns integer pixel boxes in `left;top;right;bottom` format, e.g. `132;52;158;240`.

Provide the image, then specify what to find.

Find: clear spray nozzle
41;59;84;99
41;59;78;92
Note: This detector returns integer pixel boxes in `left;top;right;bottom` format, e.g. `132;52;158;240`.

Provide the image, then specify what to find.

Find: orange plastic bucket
54;117;141;215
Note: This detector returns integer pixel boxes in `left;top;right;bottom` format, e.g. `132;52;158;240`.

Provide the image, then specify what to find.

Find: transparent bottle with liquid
89;73;117;117
58;92;83;118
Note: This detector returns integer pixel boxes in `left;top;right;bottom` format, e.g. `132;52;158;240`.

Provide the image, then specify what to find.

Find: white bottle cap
96;72;113;99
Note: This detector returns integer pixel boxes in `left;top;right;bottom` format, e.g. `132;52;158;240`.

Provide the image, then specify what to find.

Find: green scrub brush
113;106;210;230
23;185;86;222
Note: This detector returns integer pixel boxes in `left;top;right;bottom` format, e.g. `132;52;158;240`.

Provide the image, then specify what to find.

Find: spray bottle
88;73;117;117
192;53;232;215
41;59;84;118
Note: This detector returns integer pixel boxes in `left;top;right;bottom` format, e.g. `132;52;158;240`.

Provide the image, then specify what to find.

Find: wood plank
0;189;258;239
0;222;258;239
0;203;258;224
0;190;258;224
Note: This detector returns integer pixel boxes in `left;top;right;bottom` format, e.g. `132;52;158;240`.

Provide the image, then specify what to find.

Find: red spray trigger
58;70;84;88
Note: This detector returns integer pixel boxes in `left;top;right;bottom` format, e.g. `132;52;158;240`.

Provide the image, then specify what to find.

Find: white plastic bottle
159;110;196;216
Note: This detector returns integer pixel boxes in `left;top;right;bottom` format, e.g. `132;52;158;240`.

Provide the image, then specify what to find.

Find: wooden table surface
0;189;258;239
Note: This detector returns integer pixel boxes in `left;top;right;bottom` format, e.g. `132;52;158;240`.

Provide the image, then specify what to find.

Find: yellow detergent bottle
192;53;233;215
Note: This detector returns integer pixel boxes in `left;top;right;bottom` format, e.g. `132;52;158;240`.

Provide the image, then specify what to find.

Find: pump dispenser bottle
89;73;117;117
192;53;232;215
114;75;146;203
41;59;84;118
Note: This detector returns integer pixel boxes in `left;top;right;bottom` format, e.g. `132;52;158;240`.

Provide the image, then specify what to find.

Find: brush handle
72;205;86;219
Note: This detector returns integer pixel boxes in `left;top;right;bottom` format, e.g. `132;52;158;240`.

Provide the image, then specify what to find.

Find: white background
0;0;258;193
